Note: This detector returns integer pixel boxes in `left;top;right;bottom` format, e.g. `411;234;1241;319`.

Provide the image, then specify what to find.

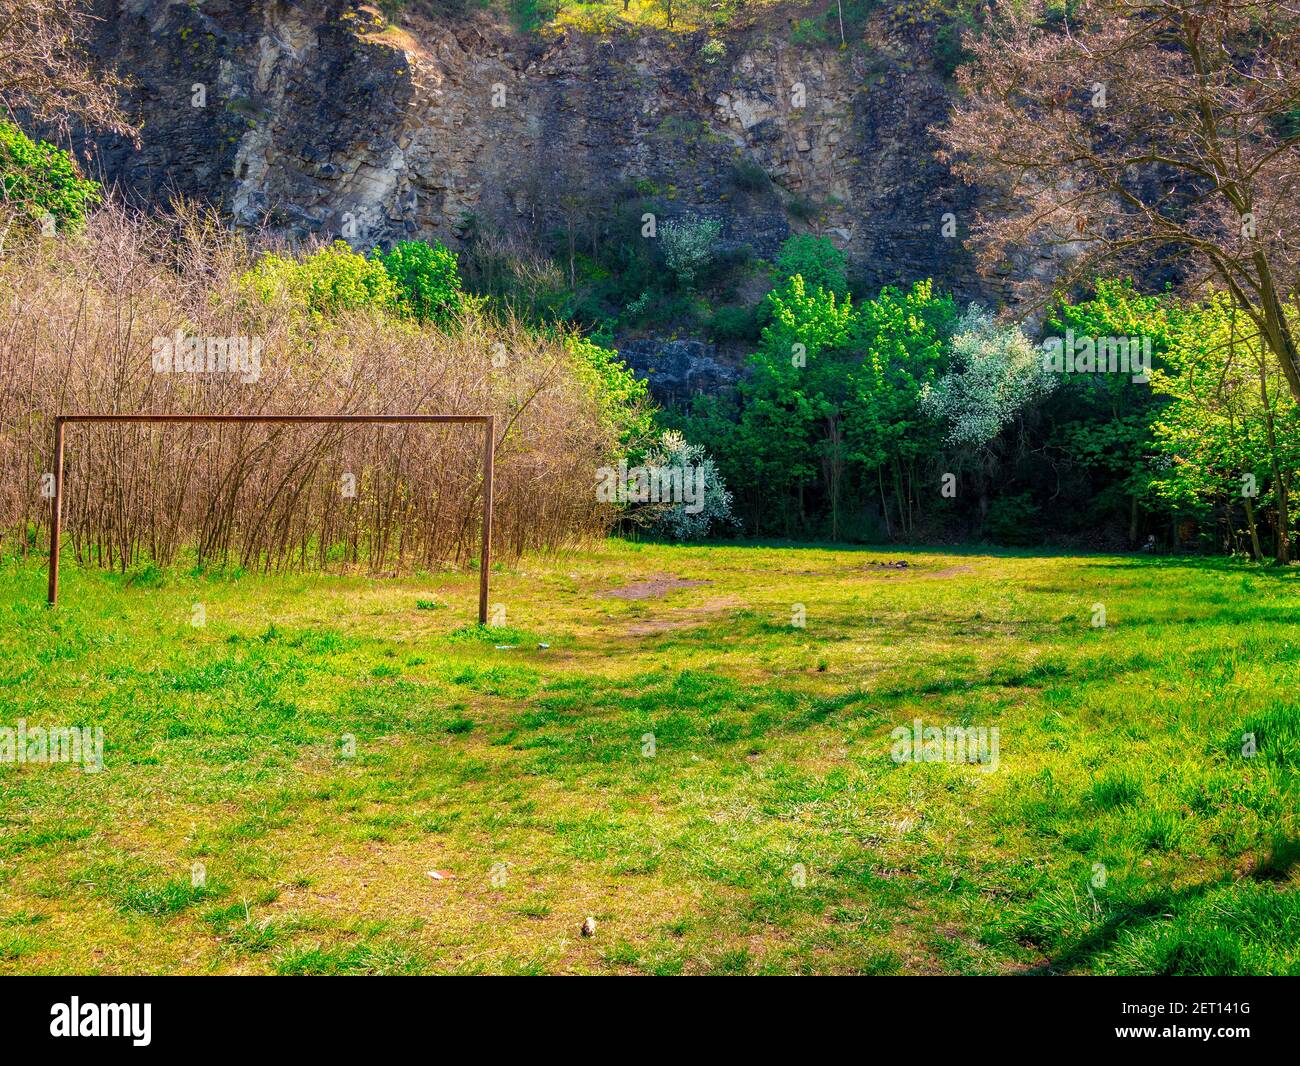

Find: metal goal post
45;413;496;623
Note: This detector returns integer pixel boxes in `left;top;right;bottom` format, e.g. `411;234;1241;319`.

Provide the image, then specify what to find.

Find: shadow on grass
1021;880;1218;975
1021;865;1300;976
1084;554;1300;578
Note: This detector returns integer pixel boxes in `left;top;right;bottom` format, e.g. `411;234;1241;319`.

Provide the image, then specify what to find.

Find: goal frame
46;413;496;623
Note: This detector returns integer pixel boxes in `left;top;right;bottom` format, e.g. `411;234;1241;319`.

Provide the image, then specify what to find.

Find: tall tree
937;1;1300;402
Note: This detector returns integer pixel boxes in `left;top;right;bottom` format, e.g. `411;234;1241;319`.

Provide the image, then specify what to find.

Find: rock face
615;338;738;403
84;0;989;395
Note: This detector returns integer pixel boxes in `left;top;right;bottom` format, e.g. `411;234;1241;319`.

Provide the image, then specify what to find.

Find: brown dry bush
0;205;638;573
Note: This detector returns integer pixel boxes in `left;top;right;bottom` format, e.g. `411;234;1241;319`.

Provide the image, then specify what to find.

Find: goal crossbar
46;413;496;623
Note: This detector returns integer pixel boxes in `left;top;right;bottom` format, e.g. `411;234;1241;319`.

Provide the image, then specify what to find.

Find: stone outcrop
84;0;990;396
615;338;738;402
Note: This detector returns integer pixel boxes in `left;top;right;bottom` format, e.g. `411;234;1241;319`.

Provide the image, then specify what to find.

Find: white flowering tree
921;306;1057;448
660;217;722;290
640;431;735;540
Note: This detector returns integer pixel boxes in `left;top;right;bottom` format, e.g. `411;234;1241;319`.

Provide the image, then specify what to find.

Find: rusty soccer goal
45;413;496;623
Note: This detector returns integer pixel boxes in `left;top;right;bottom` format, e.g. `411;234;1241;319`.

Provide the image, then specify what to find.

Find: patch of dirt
925;565;975;578
624;597;739;635
857;562;975;579
599;574;711;600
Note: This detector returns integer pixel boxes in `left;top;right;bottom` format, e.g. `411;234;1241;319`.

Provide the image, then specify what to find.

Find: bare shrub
0;0;135;138
0;205;636;573
459;225;569;320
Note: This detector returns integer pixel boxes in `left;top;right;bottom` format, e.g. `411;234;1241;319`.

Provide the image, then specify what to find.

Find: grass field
1;540;1298;975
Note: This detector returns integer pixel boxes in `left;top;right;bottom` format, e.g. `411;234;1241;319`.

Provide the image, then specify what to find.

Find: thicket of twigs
0;206;627;573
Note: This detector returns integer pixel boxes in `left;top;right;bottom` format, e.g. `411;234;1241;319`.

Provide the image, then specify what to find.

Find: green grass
0;540;1297;974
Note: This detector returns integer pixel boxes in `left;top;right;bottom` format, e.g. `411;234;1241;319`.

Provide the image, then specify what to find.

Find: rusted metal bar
46;416;65;606
45;413;494;619
56;414;491;424
478;416;495;626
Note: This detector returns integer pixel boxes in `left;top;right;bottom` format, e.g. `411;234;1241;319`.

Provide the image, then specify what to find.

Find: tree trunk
1243;495;1264;561
1251;253;1300;405
824;415;843;542
1277;476;1291;564
878;466;892;539
1258;356;1291;562
892;458;907;538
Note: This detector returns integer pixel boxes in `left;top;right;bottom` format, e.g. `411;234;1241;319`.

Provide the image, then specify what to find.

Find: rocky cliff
85;0;988;392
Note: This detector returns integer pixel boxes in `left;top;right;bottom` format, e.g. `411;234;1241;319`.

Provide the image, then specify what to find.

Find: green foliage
375;239;464;324
702;276;957;538
568;333;653;455
1147;292;1300;559
760;275;856;360
788;16;829;45
732;276;852;512
707;303;760;343
512;0;560;31
1042;278;1178;531
983;491;1041;545
774;234;849;298
240;241;401;317
933;20;970;79
845;278;957;471
669;269;1278;546
1046;278;1182;359
1275;107;1300;142
0;122;101;232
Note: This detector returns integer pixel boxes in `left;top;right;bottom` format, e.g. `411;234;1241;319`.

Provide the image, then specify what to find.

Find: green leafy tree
0;121;101;233
240;241;401;317
760;273;855;360
376;239;464;325
1045;278;1180;545
673;273;959;540
845;280;957;538
568;334;653;457
1150;293;1300;561
774;234;848;298
732;276;957;539
737;275;856;533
